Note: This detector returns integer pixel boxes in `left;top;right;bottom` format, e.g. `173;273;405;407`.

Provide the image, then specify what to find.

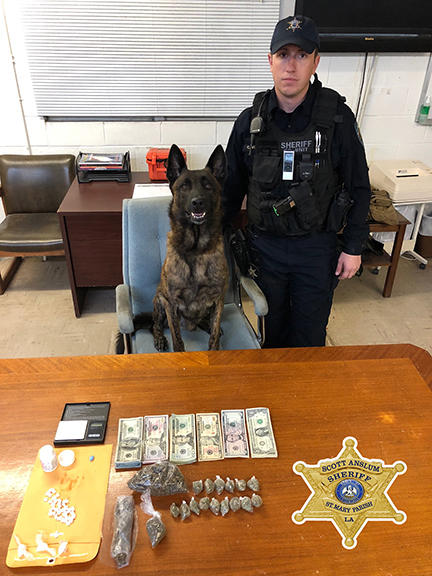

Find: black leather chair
0;154;75;293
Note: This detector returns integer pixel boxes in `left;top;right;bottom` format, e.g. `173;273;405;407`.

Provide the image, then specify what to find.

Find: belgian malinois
152;144;228;352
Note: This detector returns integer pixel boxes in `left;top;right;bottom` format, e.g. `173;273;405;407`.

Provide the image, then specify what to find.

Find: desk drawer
65;214;122;286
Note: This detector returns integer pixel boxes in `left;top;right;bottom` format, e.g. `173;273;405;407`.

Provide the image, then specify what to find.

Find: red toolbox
146;147;187;181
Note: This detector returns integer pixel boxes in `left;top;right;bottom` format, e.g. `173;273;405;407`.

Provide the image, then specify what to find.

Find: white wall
1;3;432;223
319;52;432;165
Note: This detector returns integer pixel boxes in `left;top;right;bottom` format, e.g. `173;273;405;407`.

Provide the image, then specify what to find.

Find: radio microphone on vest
248;89;271;155
250;116;264;134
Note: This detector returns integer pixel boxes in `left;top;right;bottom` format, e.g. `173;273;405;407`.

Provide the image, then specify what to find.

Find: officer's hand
335;252;361;279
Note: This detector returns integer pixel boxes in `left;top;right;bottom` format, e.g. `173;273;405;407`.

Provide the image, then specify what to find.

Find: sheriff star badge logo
287;17;302;31
292;437;407;549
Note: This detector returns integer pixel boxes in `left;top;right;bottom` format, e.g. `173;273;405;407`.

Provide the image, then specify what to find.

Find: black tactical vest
248;80;345;236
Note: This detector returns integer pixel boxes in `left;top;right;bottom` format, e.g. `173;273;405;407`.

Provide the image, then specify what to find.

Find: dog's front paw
208;337;220;351
154;335;169;352
173;341;185;352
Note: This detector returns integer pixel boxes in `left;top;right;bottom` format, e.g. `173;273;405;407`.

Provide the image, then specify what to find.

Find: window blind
17;0;279;119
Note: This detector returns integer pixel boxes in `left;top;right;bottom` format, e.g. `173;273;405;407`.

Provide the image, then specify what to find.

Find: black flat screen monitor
295;0;432;52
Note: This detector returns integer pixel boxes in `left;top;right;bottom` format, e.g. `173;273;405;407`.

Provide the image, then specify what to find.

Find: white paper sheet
132;184;172;199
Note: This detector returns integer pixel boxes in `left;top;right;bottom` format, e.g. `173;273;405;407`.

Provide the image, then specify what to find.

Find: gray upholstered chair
116;197;267;353
0;154;75;293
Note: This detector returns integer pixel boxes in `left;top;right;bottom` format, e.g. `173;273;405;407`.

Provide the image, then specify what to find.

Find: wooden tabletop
1;344;431;575
58;172;152;214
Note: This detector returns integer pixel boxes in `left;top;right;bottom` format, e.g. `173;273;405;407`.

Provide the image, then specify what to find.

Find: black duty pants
250;230;339;348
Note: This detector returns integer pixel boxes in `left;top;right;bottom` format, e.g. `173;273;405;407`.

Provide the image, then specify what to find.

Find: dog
152;144;229;352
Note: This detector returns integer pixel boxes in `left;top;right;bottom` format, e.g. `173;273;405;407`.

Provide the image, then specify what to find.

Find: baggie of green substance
140;490;167;548
251;493;263;508
128;460;188;496
235;478;246;491
192;479;203;495
214;475;225;495
199;496;210;510
229;496;241;512
189;497;200;515
146;513;167;548
111;495;137;569
170;502;180;518
180;500;191;521
220;497;230;516
240;496;253;513
204;478;215;494
210;497;220;515
247;475;260;491
225;477;235;493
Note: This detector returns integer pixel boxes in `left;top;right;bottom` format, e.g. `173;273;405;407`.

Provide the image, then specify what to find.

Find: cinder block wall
1;4;431;223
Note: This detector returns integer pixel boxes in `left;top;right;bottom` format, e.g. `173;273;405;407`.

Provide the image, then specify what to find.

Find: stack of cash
114;407;278;468
114;417;143;469
196;413;224;461
143;415;169;463
169;414;197;464
245;407;278;458
221;409;250;458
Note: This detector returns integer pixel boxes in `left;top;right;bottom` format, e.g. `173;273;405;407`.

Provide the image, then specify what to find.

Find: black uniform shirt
223;79;371;255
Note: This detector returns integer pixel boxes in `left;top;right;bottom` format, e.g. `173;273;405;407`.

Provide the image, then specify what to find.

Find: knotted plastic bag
128;460;188;496
111;495;138;569
140;490;166;548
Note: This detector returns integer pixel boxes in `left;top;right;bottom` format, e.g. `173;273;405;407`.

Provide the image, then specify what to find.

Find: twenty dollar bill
169;413;197;464
196;412;224;461
143;414;169;463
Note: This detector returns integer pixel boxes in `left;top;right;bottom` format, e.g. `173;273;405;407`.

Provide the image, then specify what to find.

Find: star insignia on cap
287;17;302;31
292;437;407;549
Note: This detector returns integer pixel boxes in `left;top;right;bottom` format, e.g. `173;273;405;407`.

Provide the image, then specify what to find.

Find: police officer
222;15;371;348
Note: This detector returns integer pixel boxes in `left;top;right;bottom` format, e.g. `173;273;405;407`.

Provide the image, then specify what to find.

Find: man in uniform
222;15;371;348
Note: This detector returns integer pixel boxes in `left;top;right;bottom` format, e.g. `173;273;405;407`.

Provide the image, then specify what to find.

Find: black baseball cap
270;15;320;54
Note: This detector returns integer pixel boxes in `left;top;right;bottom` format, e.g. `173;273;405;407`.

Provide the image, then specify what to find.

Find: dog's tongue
192;211;206;220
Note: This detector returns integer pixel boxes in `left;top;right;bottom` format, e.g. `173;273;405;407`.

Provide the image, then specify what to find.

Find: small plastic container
39;445;58;472
146;148;187;181
58;449;76;468
419;95;431;124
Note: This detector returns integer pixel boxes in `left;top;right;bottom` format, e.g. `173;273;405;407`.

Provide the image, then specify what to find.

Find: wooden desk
363;216;410;298
58;173;151;317
58;176;410;316
1;344;431;575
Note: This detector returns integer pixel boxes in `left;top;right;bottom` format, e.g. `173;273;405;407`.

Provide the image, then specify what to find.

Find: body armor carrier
247;78;351;236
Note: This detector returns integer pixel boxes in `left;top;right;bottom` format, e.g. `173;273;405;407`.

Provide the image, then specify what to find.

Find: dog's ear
205;145;226;185
166;144;187;185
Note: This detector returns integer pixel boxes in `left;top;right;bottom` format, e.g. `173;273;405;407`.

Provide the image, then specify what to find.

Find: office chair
116;197;267;353
0;154;76;294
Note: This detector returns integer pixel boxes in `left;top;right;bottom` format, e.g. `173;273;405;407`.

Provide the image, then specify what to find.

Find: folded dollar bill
221;409;250;458
169;413;197;464
115;416;143;469
246;407;278;458
196;413;224;461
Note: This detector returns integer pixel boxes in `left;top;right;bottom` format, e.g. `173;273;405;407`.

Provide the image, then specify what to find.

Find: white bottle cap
58;449;75;468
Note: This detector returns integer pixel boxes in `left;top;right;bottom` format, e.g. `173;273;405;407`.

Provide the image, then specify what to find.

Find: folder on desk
6;444;112;568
